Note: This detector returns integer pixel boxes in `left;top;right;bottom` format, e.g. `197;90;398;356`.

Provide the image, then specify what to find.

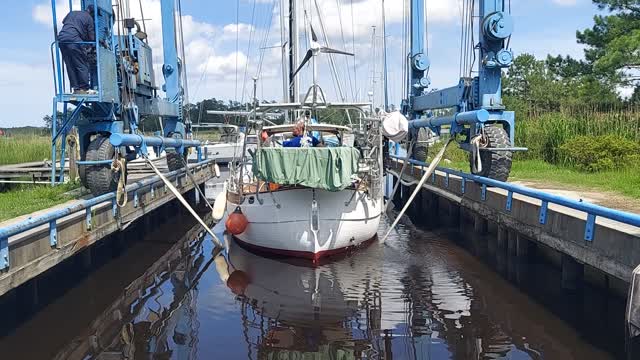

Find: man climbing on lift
57;5;96;94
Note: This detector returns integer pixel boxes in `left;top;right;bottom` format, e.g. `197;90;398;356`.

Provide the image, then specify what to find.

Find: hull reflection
217;239;386;358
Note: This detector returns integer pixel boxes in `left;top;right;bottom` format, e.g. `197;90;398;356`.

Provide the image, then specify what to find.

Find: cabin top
262;123;351;135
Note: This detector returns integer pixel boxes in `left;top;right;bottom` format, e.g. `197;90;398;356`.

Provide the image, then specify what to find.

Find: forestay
253;147;360;191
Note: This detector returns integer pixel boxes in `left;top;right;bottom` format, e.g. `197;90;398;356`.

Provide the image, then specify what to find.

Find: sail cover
253;147;360;191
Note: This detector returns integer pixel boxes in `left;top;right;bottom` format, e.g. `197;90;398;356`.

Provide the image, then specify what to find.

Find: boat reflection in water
216;238;386;359
49;220;617;359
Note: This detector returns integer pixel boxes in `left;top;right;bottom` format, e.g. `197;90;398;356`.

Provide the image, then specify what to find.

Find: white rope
142;154;224;248
384;140;414;212
382;139;453;242
180;156;216;213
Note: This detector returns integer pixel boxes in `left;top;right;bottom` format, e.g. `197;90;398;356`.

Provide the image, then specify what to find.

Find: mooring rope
113;158;128;207
142;154;224;248
382;139;453;242
384;139;414;213
179;155;215;213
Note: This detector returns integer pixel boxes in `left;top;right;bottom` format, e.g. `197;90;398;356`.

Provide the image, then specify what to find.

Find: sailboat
219;6;385;261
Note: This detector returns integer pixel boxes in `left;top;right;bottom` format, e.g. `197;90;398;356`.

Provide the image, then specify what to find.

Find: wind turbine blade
310;23;318;43
320;47;355;56
291;49;314;80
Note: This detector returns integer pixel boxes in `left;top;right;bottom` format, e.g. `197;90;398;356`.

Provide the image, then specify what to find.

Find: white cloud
13;0;586;127
0;62;52;127
33;0;81;28
301;0;458;39
223;23;255;35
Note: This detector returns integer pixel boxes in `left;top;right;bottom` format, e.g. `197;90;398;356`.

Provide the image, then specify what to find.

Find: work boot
73;89;97;95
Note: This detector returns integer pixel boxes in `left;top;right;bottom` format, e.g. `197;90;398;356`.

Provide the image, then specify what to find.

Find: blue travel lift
49;0;200;195
400;0;525;181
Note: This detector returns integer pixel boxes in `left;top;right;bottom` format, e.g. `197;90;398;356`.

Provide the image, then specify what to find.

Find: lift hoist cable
142;153;224;248
382;138;454;242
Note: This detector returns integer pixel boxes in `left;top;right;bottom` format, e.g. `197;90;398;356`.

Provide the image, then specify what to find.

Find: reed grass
514;107;640;165
0;135;51;166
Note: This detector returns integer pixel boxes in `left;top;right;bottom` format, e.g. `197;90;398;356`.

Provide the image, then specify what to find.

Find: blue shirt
58;11;95;42
283;135;320;148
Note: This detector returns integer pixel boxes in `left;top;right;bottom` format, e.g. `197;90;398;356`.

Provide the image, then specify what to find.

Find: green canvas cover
253;147;360;191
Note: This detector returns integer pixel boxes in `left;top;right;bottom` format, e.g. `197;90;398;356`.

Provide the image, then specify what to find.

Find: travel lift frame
400;0;525;181
49;0;200;195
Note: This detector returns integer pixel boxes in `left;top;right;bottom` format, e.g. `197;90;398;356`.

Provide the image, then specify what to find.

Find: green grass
509;160;640;199
0;183;80;222
431;157;640;200
0;135;51;165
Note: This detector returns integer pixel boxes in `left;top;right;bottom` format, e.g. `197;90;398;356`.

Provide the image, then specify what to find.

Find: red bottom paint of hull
232;236;378;265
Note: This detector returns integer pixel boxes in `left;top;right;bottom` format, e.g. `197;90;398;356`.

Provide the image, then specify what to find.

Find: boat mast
288;0;299;105
279;0;288;105
381;0;389;112
371;26;377;109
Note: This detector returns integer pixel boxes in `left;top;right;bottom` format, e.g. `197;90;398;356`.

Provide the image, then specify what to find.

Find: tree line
504;0;640;111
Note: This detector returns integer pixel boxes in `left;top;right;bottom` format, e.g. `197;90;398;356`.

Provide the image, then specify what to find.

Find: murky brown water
0;212;625;359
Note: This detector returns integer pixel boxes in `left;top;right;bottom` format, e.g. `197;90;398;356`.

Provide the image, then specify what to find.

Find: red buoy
227;270;250;295
226;207;248;235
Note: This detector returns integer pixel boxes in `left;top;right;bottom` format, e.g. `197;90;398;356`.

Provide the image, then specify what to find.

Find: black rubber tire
413;144;428;162
470;125;512;182
166;133;188;172
85;135;119;196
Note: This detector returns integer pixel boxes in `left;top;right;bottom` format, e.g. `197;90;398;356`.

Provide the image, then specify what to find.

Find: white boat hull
227;188;382;260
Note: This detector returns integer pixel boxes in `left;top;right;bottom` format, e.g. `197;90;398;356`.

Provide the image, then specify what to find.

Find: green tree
503;54;567;111
577;0;640;86
503;53;621;110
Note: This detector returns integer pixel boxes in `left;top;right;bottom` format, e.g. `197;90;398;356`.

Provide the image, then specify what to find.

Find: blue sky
0;0;601;128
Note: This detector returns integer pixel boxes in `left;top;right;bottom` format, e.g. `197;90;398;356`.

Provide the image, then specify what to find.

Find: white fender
212;182;228;221
214;163;221;178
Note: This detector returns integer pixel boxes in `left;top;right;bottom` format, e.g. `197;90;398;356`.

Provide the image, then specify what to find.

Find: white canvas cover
382;111;409;142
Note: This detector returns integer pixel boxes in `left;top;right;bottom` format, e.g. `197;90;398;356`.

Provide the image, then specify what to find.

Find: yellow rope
113;158;128;208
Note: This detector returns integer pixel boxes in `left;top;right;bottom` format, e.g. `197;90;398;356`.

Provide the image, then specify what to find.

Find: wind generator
291;14;355;108
399;0;525;181
49;0;201;195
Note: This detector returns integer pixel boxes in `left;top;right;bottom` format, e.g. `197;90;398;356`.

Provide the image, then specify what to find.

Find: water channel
0;207;625;359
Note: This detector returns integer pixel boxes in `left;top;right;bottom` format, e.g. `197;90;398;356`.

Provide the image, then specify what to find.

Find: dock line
382;139;453;242
384;139;414;213
142;154;223;248
179;155;215;213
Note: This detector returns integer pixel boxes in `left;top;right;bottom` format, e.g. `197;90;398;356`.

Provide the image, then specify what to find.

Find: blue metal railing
389;155;640;241
0;158;213;271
